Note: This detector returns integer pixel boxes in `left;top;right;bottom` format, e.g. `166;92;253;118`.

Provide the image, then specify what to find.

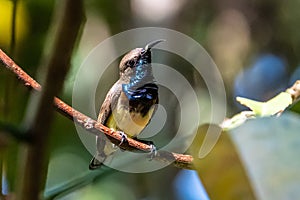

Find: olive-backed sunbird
89;39;164;169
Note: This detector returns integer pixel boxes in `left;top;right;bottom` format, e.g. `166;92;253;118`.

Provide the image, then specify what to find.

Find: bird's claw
148;144;157;161
118;131;128;147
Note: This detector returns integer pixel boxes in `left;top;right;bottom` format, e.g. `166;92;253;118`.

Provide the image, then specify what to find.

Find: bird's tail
89;154;106;170
89;135;118;170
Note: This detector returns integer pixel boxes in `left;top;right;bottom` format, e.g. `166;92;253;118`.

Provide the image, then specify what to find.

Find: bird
89;39;165;170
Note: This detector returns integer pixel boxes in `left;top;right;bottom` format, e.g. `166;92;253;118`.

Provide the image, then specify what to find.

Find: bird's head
119;39;165;77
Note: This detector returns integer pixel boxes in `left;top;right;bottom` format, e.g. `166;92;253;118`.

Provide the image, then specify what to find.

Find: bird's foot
148;144;157;161
118;131;128;147
133;138;157;160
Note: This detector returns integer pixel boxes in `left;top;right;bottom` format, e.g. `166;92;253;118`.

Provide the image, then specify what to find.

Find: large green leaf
230;112;300;200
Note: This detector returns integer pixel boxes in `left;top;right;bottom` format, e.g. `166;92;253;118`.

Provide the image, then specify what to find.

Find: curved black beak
144;39;165;51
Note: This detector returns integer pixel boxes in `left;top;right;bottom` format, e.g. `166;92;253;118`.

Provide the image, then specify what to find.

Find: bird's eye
127;59;136;67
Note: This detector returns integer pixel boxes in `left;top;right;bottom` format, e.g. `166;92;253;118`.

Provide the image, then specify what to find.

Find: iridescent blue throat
122;59;156;101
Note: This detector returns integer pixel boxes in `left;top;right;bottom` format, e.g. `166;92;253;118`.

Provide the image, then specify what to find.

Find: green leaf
230;112;300;200
236;92;293;116
288;99;300;115
236;97;263;115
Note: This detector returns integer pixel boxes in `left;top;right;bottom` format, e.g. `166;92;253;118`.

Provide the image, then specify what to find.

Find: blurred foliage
237;92;292;116
230;112;300;200
288;99;300;115
1;0;300;199
0;0;28;50
189;124;255;200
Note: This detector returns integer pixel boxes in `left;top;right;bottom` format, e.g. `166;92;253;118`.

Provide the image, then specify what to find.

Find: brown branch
286;80;300;101
0;51;194;170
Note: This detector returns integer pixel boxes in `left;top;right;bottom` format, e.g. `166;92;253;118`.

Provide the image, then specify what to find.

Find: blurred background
1;0;300;199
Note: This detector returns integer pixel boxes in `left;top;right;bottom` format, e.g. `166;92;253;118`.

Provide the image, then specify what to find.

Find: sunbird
89;39;165;169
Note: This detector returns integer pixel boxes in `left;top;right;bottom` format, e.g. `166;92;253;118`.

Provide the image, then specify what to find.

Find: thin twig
286;80;300;101
0;50;194;169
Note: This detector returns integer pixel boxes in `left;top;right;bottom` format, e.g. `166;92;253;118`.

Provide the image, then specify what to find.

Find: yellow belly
106;103;155;138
